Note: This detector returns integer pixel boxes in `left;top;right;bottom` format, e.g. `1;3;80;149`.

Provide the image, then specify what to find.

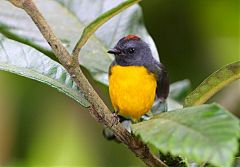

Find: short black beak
107;48;121;55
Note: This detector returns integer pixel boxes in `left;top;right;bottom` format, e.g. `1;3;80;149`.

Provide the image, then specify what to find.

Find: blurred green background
0;0;239;166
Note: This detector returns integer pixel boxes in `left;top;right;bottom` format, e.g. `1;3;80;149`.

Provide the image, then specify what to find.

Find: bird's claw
111;112;120;127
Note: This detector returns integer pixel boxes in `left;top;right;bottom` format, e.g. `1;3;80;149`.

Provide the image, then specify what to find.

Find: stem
8;0;167;166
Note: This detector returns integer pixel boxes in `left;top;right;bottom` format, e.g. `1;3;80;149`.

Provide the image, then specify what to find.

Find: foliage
185;61;240;106
0;0;239;167
132;104;239;167
169;79;191;103
0;34;89;107
0;0;157;85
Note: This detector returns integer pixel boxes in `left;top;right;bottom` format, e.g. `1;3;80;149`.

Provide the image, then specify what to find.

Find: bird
107;35;169;122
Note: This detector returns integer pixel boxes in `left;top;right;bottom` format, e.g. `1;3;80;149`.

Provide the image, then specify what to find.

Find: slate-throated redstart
108;35;169;121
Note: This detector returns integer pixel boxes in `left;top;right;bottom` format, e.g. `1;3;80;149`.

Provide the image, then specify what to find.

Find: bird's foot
111;112;120;127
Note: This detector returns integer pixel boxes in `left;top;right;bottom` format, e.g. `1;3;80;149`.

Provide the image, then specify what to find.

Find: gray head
107;35;154;66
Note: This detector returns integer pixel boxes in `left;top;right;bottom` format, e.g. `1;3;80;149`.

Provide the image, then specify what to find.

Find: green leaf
0;0;159;85
132;104;240;167
185;61;240;106
0;34;89;107
169;79;191;103
72;0;141;57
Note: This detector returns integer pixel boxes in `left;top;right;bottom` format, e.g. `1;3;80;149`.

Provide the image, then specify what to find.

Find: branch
8;0;167;166
8;0;72;66
71;0;141;63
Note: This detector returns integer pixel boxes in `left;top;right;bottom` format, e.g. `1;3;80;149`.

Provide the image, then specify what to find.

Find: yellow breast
109;65;157;121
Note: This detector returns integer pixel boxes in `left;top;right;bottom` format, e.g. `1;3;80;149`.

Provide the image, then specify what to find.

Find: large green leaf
132;104;240;167
71;0;141;57
0;34;89;107
185;61;240;106
0;0;158;85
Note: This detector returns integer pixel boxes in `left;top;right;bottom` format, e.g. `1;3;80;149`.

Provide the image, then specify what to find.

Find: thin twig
8;0;168;166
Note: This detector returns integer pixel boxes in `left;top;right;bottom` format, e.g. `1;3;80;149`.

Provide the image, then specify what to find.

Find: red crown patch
124;34;140;41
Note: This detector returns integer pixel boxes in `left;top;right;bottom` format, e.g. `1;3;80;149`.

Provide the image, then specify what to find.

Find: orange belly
109;65;157;121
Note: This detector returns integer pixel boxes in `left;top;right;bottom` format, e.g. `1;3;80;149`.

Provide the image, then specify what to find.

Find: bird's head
108;35;153;66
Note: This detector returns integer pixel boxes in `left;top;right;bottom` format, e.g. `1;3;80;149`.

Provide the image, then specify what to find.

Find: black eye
128;48;135;54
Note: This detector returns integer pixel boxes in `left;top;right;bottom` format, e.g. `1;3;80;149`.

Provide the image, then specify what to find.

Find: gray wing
152;62;169;100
